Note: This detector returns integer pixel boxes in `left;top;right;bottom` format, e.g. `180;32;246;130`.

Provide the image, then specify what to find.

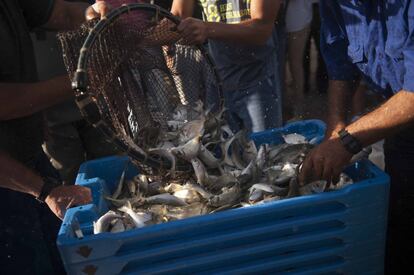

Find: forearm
0;75;73;120
326;80;357;138
0;152;43;198
44;0;90;30
346;90;414;146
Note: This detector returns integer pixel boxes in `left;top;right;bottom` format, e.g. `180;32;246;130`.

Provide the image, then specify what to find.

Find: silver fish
126;180;137;197
112;167;127;199
238;158;258;185
165;202;209;220
209;174;238;192
220;131;243;167
147;181;165;196
148;148;177;176
173;189;201;204
230;140;246;170
110;218;126;233
179;117;205;143
183;181;213;200
248;189;263;203
300;180;328;195
93;211;122;234
119;201;152;228
199;145;220;168
208;184;241;207
241;134;257;164
249;183;288;197
171;136;201;161
255;145;267;170
145;193;188;206
282;133;307;144
191;157;209;186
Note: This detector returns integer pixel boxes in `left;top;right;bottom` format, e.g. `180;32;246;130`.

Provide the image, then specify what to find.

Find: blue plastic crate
57;120;389;275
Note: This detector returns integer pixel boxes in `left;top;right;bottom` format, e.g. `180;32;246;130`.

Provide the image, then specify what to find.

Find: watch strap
36;177;59;203
338;129;363;154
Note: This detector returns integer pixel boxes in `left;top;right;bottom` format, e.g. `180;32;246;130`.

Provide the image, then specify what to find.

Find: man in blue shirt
299;1;414;273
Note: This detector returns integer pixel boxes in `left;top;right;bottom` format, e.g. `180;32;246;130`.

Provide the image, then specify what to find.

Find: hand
299;137;353;187
85;1;111;20
177;17;208;45
45;185;92;220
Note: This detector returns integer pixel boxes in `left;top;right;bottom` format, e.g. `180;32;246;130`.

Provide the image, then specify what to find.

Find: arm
0;152;91;219
325;80;358;138
43;0;110;30
171;0;195;18
0;75;73;121
173;0;281;45
346;90;414;146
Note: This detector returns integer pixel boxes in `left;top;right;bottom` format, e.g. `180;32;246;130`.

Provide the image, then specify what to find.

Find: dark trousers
384;125;414;275
0;151;65;275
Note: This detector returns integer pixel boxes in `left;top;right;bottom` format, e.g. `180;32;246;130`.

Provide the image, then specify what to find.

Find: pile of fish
93;102;354;234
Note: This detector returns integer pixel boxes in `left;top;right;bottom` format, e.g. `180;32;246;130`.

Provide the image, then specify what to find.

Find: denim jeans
223;74;283;133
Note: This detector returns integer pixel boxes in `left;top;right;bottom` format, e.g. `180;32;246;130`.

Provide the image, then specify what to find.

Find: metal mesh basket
58;4;222;174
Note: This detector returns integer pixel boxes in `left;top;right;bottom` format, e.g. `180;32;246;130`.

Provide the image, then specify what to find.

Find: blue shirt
320;0;414;98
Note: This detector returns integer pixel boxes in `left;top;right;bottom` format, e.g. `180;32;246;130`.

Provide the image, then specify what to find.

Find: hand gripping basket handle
71;4;182;171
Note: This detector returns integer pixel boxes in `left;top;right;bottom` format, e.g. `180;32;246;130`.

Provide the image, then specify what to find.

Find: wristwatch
36;177;59;203
338;129;363;154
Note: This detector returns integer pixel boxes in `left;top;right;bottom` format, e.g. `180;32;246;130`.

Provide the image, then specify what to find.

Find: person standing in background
171;0;285;133
285;0;313;118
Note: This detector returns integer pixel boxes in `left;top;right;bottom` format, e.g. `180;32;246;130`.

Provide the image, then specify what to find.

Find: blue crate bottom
58;157;389;275
57;120;389;275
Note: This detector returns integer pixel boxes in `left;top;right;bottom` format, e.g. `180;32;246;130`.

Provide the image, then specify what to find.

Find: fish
173;189;201;203
240;134;257;163
249;183;288;197
183;181;213;199
209;174;238;192
171;136;201;161
145;193;188;206
300;180;328;195
282;133;307;144
255;145;267;170
191;157;209;186
208;184;241;207
230;140;246;170
119;201;152;228
179;116;205;143
148;148;177;176
270;143;313;165
93;210;123;234
112;166;127;199
248;189;263;203
220;131;243;167
110;218;126;233
198;145;221;168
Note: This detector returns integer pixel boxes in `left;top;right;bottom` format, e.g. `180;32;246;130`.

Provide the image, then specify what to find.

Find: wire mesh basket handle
72;4;222;171
71;4;182;171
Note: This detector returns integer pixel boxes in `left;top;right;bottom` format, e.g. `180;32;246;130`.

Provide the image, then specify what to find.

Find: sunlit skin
299;80;414;185
171;0;281;46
